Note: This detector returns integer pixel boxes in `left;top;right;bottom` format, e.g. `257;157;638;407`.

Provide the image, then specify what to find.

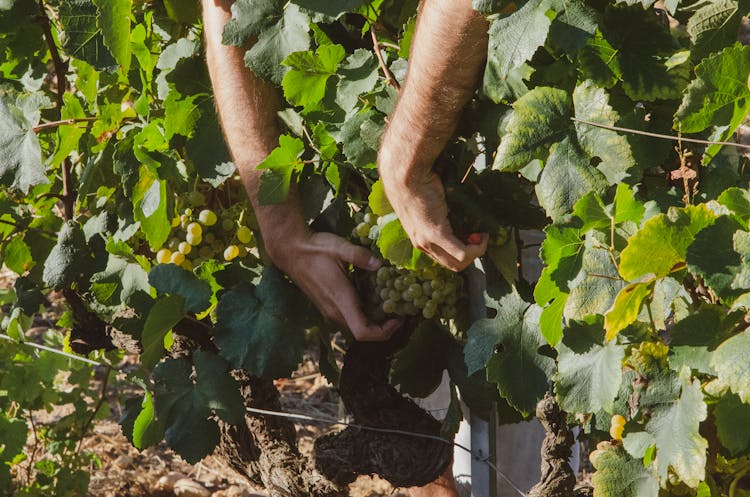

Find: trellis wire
572;117;750;151
0;332;527;496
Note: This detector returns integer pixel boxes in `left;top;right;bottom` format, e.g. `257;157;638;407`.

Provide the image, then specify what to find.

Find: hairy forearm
202;0;307;256
380;0;489;181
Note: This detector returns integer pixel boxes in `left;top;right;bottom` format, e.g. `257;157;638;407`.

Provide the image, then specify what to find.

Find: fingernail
368;256;382;270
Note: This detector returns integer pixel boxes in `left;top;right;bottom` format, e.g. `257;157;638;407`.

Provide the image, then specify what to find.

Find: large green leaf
547;0;597;56
712;330;750;402
291;0;367;19
282;44;346;113
535;136;608;221
92;0;131;73
604;281;653;340
483;0;552;94
0;92;49;193
42;221;92;289
564;242;624;322
214;267;316;379
153;351;246;464
149;264;211;314
58;0;117;69
222;0;280;46
645;372;707;488
132;166;170;251
492;87;571;172
573;80;636;184
243;3;311;85
676;44;750;160
465;292;555;416
335;49;379;115
535;225;584;303
555;317;624;414
687;0;747;60
90;241;150;306
256;135;305;205
713;393;750;457
619;205;716;281
686;215;744;300
590;444;658;497
140;295;185;370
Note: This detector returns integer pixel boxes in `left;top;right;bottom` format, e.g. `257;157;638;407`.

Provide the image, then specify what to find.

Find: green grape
431;278;445;290
178;241;192;255
379;288;391;301
422;306;436;319
237;226;252;244
364;213;377;225
170;252;186;265
388;289;400;301
408;283;423;299
156;248;172;264
186;232;202;246
355;222;371;238
184;208;193;217
204;232;216;244
222;219;235;231
224;245;240;261
187;222;202;237
199;209;218;226
382;299;397;314
187;191;205;207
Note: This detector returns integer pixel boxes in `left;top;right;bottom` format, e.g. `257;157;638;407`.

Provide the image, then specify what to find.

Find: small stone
114;455;133;468
154;472;185;492
174;479;211;497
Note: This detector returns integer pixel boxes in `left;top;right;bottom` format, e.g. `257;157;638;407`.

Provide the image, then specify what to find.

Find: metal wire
0;332;103;366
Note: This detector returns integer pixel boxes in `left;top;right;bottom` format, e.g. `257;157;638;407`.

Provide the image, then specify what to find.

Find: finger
335;287;395;342
435;231;489;271
330;237;382;271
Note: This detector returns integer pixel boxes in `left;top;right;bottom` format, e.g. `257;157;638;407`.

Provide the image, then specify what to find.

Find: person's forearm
380;0;489;182
202;0;307;259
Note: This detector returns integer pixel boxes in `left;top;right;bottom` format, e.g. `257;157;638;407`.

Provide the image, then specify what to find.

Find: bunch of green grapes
154;192;255;270
373;265;465;320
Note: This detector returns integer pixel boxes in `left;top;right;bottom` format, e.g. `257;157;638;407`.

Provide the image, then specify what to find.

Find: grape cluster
374;265;464;320
154;191;255;270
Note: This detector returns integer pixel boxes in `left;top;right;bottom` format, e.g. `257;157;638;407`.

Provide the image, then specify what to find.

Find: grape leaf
0;92;49;193
554;317;625;414
573;80;637;184
564;242;624;321
713;393;750;457
335;49;379;115
149;264;211;314
243;3;311;85
162;0;201;24
4;235;33;275
493;86;571;172
153;351;245;464
718;187;750;228
712;330;750;402
619;205;716;281
547;0;597;56
539;294;567;346
58;0;117;69
614;183;645;225
368;180;393;217
42;221;92;289
132;166;170;250
164;93;201;141
686;215;744;300
257;135;305;205
573;191;611;232
390;321;454;398
140;295;185;369
214;267;315;379
668;305;736;375
375;216;430;270
185;100;236;188
687;0;747;60
291;0;367;20
465;292;554;416
645;372;708;488
90;242;150;306
536;225;584;301
92;0;131;73
535;136;608;221
676;44;750;154
590;444;659;497
282;44;346;113
604;281;653;340
484;0;553;86
0;414;26;487
221;0;279;46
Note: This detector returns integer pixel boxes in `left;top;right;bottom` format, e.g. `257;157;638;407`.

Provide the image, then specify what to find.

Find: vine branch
33;117;97;133
371;28;400;92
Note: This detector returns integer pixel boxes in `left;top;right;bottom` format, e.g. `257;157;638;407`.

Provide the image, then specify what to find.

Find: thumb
331;237;382;272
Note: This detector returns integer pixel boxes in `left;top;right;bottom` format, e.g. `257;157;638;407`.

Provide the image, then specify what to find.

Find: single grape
355;222;371;238
222;219;235;231
170;252;186;265
199;209;218;226
422;266;438;280
364;213;377;225
379;288;391;301
187;191;205;207
224;244;240;261
382;299;397;314
184;208;193;217
422;306;436;319
156;248;172;264
186;232;202;246
181;259;193;271
204;232;216;244
408;283;423;299
178;241;192;255
388;289;401;301
431;278;445;290
237;226;252;244
187;222;203;238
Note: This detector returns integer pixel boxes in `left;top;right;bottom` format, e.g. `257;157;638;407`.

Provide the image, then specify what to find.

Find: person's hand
265;229;401;342
379;163;488;272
